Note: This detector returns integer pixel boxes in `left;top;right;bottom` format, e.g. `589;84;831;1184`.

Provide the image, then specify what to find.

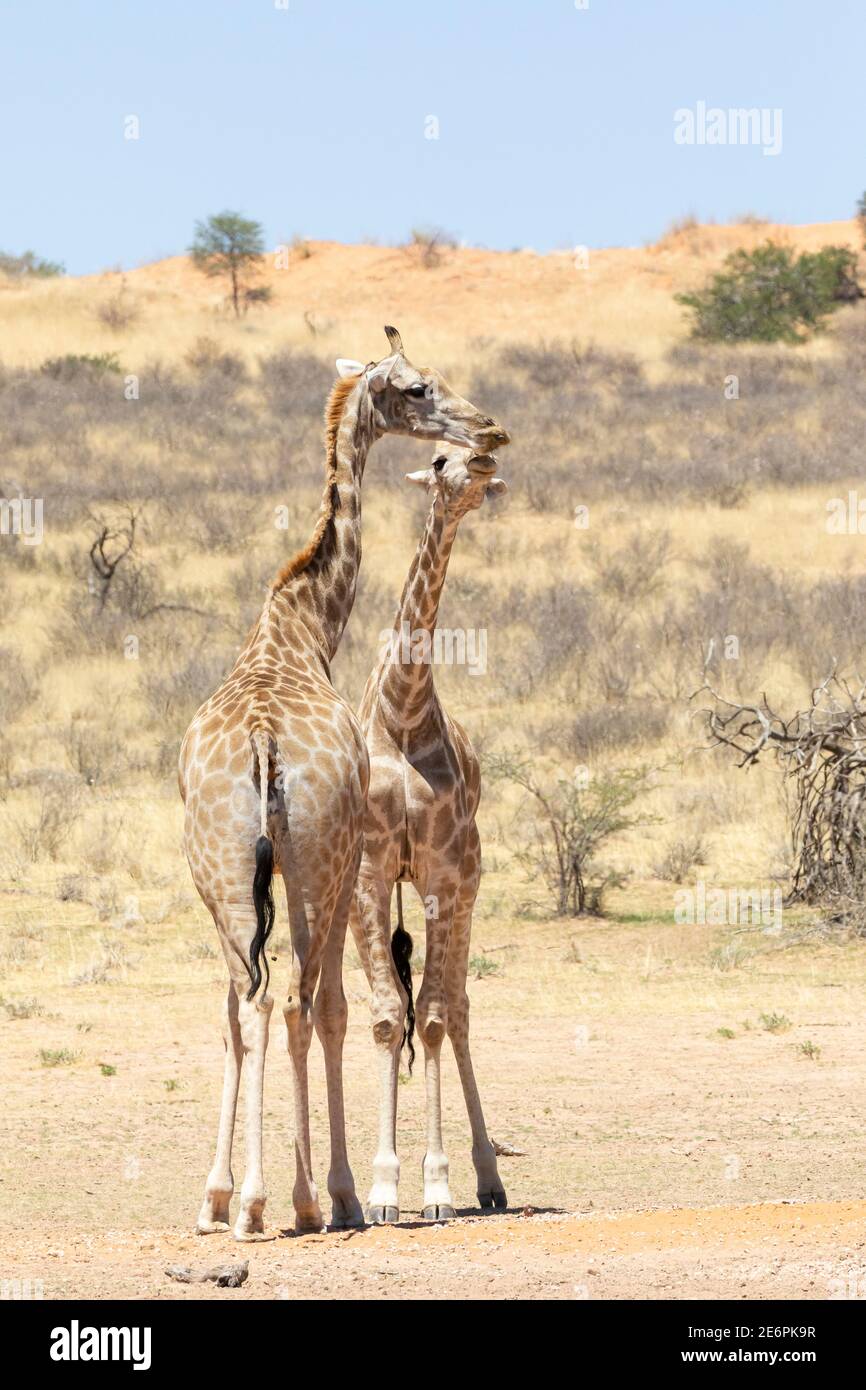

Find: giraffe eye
433;456;447;471
406;383;428;398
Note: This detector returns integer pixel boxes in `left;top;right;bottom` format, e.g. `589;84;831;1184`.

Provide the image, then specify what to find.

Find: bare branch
696;676;866;923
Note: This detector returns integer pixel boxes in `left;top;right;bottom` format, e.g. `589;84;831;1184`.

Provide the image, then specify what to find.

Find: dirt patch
5;1202;866;1301
3;886;866;1301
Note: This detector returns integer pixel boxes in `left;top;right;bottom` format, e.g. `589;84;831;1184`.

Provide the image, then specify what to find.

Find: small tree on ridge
189;211;267;318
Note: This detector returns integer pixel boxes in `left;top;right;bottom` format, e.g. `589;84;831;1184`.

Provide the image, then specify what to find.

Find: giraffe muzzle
473;423;511;452
468;454;498;478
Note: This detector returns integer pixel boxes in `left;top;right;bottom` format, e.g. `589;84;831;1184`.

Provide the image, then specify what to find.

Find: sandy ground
7;1202;866;1302
3;896;866;1301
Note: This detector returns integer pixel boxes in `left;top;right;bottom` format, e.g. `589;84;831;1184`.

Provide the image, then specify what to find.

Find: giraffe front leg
419;1033;455;1220
367;1042;402;1223
416;884;456;1221
447;992;507;1211
351;869;406;1223
446;829;506;1212
196;984;243;1234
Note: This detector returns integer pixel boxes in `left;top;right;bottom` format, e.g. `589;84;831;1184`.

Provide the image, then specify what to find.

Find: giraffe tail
390;882;416;1074
248;730;276;1002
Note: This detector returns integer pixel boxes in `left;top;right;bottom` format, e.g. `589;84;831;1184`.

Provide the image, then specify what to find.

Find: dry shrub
258;348;332;419
63;718;119;786
547;701;670;759
407;226;457;269
654;836;710;883
142;647;232;734
499;340;642;391
71;936;133;986
57;872;88;902
0;736;12;798
185;336;246;379
13;785;79;862
0;649;39;720
95;282;140;332
586;529;672;606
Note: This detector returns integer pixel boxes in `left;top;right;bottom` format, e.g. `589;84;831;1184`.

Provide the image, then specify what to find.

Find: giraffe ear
335;358;364;378
366;355;399;393
486;477;509;497
404;469;432;490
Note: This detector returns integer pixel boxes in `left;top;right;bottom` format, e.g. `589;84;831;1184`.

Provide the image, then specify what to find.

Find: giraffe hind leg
195;893;277;1242
196;983;242;1234
314;859;364;1230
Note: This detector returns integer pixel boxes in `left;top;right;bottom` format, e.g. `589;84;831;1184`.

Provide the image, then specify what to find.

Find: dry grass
1;222;866;1293
3;232;866;910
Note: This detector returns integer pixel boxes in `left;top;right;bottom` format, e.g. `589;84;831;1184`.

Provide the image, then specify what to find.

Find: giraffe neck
377;498;460;731
266;376;379;663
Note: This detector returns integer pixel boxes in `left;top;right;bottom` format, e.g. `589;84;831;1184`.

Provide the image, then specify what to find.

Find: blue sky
1;0;863;275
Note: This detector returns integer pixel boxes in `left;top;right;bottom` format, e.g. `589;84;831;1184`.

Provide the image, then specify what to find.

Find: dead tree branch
87;507;140;609
696;675;866;918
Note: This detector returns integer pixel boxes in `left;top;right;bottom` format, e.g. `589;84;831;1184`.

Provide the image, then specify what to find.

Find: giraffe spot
433;805;456;844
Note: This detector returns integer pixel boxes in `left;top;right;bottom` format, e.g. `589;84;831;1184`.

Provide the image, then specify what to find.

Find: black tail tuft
248;834;275;1001
390;884;415;1074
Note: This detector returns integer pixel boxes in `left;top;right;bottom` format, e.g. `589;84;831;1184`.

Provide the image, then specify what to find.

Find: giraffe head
336;326;509;454
405;443;508;518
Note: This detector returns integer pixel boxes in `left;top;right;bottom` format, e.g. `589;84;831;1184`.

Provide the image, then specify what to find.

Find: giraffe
178;330;509;1240
348;443;509;1222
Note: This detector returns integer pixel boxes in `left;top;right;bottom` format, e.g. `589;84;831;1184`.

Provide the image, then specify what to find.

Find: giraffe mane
271;372;362;590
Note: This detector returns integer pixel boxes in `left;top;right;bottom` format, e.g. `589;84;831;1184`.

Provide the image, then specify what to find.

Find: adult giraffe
349;444;509;1222
179;330;509;1239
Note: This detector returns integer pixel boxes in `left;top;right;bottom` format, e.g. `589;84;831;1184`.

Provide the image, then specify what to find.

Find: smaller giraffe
179;330;509;1240
349;443;508;1221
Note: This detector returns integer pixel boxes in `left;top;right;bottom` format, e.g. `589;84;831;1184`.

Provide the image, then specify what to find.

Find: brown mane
272;372;361;590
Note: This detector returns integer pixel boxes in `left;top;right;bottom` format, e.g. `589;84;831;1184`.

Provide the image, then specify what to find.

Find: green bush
41;352;122;380
0;249;64;279
676;242;862;343
485;754;657;917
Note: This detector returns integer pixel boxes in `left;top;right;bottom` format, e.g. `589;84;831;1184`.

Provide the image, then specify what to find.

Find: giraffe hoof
479;1189;508;1211
195;1220;231;1235
367;1205;400;1225
330;1199;365;1230
233;1229;276;1243
294;1217;327;1236
423;1204;456;1221
331;1216;366;1231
